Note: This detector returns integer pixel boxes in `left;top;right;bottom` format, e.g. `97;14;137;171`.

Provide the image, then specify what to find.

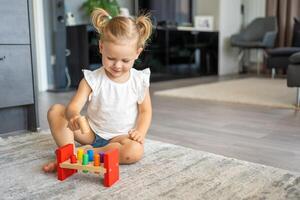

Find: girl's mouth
112;68;121;73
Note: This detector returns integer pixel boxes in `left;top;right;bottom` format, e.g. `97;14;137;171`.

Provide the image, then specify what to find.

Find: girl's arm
129;88;152;143
65;79;92;130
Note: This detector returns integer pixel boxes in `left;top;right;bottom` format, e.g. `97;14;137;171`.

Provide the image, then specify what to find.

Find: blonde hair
91;8;152;49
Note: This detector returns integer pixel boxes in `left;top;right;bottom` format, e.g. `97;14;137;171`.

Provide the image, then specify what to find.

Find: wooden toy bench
56;144;119;187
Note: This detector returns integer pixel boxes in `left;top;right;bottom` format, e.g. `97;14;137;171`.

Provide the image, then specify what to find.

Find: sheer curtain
266;0;300;47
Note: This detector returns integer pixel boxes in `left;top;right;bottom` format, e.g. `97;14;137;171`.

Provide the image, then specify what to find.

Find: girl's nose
114;61;122;69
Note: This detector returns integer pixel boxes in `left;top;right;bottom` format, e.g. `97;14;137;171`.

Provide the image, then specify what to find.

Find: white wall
194;0;219;30
33;0;48;91
65;0;89;26
118;0;134;15
242;0;266;27
218;0;242;75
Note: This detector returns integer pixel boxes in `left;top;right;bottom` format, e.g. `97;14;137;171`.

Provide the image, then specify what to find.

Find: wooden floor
38;75;300;173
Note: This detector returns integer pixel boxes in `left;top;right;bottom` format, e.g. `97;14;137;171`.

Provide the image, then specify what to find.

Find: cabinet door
0;0;30;44
0;45;34;108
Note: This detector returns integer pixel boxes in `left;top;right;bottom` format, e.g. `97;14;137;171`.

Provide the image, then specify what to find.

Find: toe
42;162;57;173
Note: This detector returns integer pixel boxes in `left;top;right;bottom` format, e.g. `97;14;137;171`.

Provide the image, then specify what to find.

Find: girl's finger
129;133;135;140
129;134;134;140
70;122;76;130
133;134;138;140
128;129;135;134
137;137;143;144
74;121;80;130
68;122;74;131
131;131;137;137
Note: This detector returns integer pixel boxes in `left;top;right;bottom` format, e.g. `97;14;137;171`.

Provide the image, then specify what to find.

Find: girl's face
99;39;142;82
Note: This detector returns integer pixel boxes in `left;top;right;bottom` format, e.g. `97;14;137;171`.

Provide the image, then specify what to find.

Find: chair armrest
262;31;277;48
267;47;300;56
289;52;300;64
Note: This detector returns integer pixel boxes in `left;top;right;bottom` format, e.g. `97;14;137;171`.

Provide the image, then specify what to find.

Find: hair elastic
107;15;112;20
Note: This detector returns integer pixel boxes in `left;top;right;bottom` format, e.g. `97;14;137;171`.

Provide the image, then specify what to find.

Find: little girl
43;8;152;172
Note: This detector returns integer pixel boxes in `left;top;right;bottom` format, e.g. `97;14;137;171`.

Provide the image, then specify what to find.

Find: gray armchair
266;18;300;78
287;52;300;107
231;17;278;74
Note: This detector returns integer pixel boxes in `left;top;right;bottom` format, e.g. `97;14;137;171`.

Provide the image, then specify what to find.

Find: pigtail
135;13;153;48
90;8;153;49
91;8;111;34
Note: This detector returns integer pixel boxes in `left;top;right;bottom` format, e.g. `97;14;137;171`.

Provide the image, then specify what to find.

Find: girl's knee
120;141;144;164
47;104;65;119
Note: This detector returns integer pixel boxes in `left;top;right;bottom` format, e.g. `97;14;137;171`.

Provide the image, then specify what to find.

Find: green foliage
82;0;120;17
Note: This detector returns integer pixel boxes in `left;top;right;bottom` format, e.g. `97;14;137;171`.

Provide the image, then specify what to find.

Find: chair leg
238;49;244;61
271;68;276;79
297;87;300;108
195;48;201;73
256;49;260;75
238;50;245;73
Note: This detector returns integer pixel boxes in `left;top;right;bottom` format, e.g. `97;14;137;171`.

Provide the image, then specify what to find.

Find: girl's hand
128;129;145;144
67;115;81;131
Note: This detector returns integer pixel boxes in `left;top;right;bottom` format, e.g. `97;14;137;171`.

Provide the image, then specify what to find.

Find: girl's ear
135;47;143;59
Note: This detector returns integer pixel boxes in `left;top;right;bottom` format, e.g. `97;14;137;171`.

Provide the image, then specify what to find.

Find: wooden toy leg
103;148;119;187
56;144;77;181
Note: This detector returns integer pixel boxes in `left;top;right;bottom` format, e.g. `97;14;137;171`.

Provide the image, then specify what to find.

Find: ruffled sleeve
82;69;101;92
137;68;151;104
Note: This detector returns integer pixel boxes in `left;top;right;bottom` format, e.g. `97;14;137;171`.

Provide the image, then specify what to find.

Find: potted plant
82;0;120;17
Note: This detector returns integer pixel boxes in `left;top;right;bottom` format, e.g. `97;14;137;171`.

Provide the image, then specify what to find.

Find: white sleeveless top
82;67;150;140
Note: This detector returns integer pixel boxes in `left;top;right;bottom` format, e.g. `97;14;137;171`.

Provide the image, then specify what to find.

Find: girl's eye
123;60;130;63
107;57;115;61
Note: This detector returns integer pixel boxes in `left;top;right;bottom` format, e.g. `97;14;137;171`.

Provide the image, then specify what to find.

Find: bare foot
42;161;57;173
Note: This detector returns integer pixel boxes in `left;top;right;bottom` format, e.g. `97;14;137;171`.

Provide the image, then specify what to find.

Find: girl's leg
47;104;75;147
93;135;144;164
47;104;96;146
43;104;96;172
44;104;143;171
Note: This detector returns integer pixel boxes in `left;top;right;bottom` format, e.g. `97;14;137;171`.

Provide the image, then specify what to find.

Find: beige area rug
155;78;298;109
0;130;300;200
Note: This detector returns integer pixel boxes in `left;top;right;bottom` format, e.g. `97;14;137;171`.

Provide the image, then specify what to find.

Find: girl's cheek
105;60;113;66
